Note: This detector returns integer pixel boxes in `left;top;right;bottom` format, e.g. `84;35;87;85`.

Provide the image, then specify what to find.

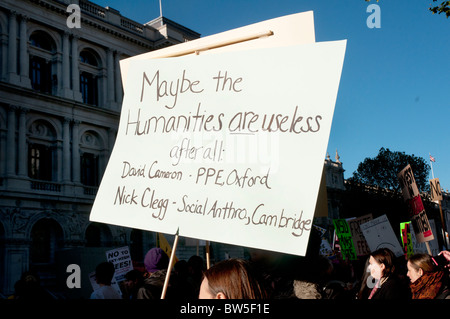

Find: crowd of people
7;233;449;300
97;244;450;300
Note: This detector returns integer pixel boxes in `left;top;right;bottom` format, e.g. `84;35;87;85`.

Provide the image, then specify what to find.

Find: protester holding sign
367;248;410;300
407;253;449;299
144;248;169;274
137;248;171;299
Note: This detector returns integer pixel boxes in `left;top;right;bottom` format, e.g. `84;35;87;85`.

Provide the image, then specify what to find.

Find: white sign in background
106;246;133;280
410;219;440;256
360;214;404;257
90;41;346;256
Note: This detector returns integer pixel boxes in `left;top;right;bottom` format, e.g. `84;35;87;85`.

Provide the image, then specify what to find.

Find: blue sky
95;0;450;190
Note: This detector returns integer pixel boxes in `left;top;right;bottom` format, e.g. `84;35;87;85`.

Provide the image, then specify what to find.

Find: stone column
101;69;107;107
6;106;17;176
61;32;71;98
19;15;30;87
114;51;123;108
17;107;28;177
71;34;82;101
7;11;19;84
0;33;8;81
0;127;6;176
106;49;114;106
62;118;71;182
72;120;80;183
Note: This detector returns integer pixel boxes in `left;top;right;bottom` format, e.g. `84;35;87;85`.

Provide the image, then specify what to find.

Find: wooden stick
206;241;211;269
425;241;432;256
155;30;274;58
161;229;179;299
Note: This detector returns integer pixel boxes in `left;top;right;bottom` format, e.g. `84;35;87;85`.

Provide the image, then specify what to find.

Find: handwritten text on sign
90;41;346;256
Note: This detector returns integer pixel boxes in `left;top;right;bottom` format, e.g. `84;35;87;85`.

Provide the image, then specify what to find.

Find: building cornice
0;81;120;127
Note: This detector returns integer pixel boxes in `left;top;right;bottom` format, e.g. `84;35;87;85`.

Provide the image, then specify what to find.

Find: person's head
95;262;116;285
124;269;143;290
188;255;205;278
368;248;395;280
407;253;436;283
144;248;169;273
174;260;188;277
199;258;266;299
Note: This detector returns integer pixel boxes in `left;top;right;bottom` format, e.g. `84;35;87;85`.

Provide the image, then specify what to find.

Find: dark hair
95;262;116;285
370;248;396;278
408;253;437;273
125;269;144;282
203;258;267;299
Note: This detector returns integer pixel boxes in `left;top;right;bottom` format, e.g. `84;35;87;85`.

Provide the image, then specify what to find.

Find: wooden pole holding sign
161;228;179;299
154;30;274;58
206;241;211;270
425;238;432;255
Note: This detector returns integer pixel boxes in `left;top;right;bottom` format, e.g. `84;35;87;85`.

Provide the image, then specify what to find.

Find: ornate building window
29;31;56;94
27;120;56;181
79;50;99;106
28;143;52;181
80;130;102;187
81;152;99;186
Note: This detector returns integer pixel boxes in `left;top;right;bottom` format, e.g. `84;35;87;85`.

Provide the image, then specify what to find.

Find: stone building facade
0;0;202;296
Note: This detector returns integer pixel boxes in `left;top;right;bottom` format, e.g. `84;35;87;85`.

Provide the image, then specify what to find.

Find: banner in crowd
157;233;179;263
106;246;134;281
315;225;334;258
429;178;443;202
360;214;404;257
410;219;440;256
400;222;413;258
397;164;434;243
89;13;347;256
333;219;357;260
347;214;372;256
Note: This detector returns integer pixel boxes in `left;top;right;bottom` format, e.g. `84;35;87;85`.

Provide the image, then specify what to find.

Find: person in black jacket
367;248;410;299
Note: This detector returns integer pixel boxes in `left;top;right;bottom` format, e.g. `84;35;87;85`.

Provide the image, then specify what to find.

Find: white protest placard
360;214;404;257
410;219;440;256
430;178;443;202
90;15;346;257
398;165;420;200
397;164;434;243
106;246;133;280
314;225;334;258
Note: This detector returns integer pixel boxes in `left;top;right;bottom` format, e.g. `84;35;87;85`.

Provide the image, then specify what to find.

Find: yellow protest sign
157;233;178;264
